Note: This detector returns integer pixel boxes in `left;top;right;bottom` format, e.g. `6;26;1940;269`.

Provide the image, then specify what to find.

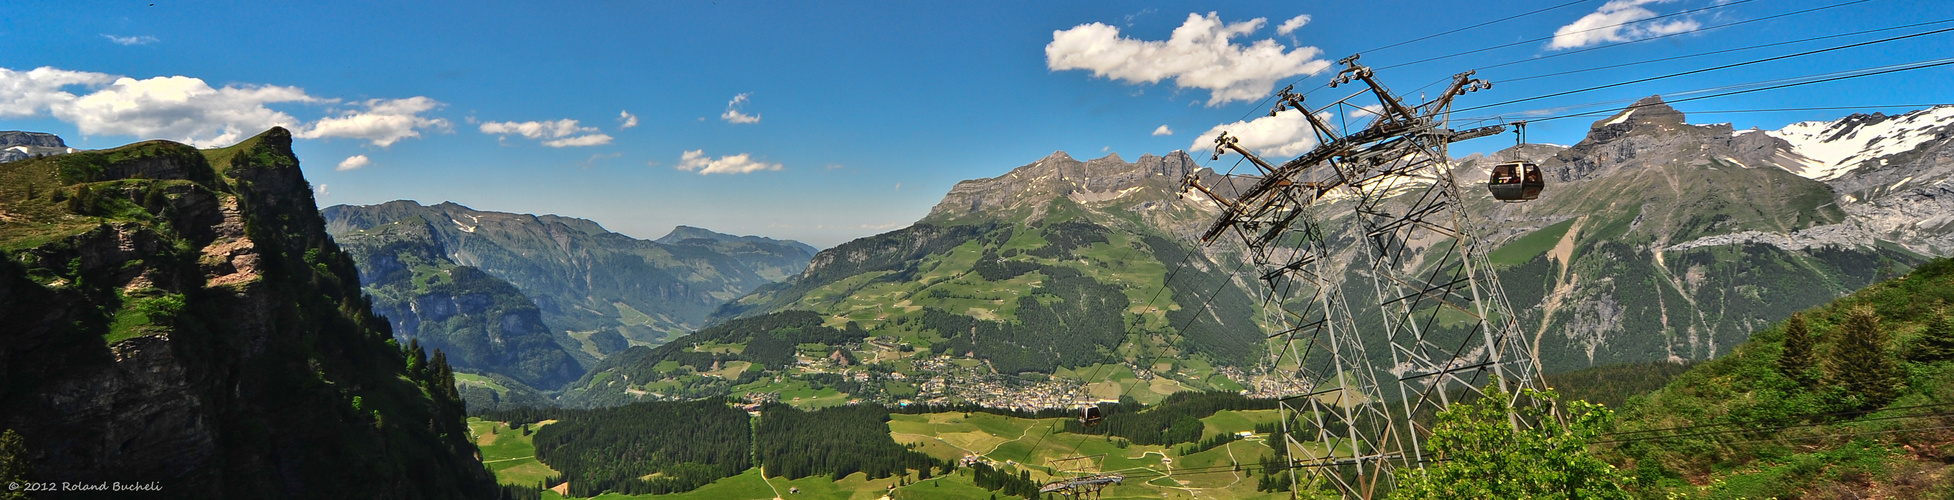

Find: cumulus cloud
0;65;456;148
336;155;371;171
1548;0;1700;50
314;183;329;197
721;93;760;124
618;110;638;129
479;118;612;147
1276;15;1310;36
1152;124;1174;136
1190;108;1320;158
0;67;115;117
48;72;316;147
103;34;159;46
676;150;781;175
297;97;450;147
1046;12;1331;106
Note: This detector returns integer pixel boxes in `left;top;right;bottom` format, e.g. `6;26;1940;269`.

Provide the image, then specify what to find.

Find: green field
484;409;1296;499
468;417;560;487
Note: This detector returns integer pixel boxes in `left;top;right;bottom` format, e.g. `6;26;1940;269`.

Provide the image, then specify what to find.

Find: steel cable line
1601;400;1954;439
1376;0;1763;71
1411;0;1889;92
1494;19;1954;86
1360;0;1598;55
1452;25;1954;113
1453;56;1954;126
1233;0;1623;126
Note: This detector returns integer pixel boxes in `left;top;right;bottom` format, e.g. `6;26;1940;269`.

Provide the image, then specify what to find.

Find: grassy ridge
1604;258;1954;498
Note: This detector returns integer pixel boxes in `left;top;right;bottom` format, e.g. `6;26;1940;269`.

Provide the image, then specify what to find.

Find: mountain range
322;202;815;378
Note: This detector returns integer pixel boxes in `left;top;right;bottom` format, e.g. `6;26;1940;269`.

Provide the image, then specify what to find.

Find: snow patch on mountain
1767;105;1954;181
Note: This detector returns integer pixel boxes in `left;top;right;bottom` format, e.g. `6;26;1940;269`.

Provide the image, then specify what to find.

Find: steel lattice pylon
1182;55;1542;499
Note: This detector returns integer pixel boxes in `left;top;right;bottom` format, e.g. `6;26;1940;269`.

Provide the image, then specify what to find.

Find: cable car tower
1181;55;1544;498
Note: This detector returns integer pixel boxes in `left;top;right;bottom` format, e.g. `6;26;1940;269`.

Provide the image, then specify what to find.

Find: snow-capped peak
1767;105;1954;181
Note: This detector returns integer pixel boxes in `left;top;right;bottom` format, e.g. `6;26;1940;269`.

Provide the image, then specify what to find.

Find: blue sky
3;0;1950;247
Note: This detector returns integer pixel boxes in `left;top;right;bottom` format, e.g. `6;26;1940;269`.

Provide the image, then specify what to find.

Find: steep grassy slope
0;129;498;498
1603;257;1954;498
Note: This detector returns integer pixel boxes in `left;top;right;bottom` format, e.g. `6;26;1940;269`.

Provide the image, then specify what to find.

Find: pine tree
1830;305;1901;408
1906;312;1954;362
1777;312;1816;383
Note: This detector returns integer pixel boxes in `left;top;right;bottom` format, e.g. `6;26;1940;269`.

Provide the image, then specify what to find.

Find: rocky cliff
0;128;497;498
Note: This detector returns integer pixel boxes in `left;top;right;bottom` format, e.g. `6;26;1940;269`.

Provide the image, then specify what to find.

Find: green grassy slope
1602;257;1954;499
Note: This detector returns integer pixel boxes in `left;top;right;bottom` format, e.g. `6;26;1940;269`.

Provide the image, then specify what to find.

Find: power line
1453;25;1954;113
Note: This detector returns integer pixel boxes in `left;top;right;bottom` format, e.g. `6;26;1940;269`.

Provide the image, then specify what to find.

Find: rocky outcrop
0;128;498;498
926;150;1200;221
0;131;65;148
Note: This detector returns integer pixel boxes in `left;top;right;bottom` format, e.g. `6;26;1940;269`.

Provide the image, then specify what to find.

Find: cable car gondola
1487;161;1543;202
1078;406;1104;427
1486;121;1544;202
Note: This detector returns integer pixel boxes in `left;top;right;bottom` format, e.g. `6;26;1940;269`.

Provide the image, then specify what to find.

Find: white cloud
721;93;760;124
1152;124;1174;136
1191;108;1320;158
102;34;158;46
314;183;329;197
479;118;612;147
54;74;317;147
676;149;781;175
0;67;115;117
1046;12;1331;106
1276;15;1310;36
1548;0;1700;50
0;65;459;148
297;97;449;147
618;109;638;129
543;134;613;147
336;155;371;171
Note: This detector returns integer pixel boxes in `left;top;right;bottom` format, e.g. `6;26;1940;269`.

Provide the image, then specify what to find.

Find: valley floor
473;409;1290;499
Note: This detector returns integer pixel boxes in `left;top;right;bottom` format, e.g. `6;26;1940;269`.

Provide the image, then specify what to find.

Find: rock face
332;218;584;391
0;131;65;148
1450;96;1924;369
1764;105;1954;255
324;201;818;355
0;131;73;163
0;129;497;498
926;150;1201;222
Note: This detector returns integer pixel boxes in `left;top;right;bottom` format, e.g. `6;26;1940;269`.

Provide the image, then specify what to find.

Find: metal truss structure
1181;55;1544;498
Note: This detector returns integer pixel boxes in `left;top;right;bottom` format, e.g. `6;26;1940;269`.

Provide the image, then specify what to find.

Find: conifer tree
1777;312;1816;383
1830;305;1901;408
1905;311;1954;362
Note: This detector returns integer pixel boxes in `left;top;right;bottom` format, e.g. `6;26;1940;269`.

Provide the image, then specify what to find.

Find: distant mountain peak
924;150;1199;222
1587;95;1686;139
